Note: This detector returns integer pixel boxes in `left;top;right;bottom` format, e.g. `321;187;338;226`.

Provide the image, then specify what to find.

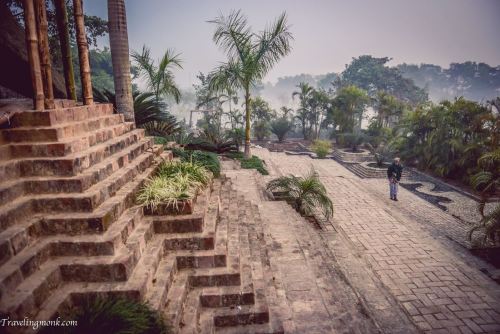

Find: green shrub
40;297;171;334
156;160;211;186
240;156;269;175
172;148;221;177
137;161;211;210
266;168;333;219
253;120;270;141
310;140;331;158
270;118;294;142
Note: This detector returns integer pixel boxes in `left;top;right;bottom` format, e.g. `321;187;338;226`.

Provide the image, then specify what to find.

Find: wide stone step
0;246;138;319
0;141;154;213
9;103;113;127
16;129;148;177
35;159;156;236
0;206;143;294
0;144;156;232
8;121;134;158
3;113;125;143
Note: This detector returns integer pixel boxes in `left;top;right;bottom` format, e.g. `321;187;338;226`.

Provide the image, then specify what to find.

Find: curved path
249;148;500;334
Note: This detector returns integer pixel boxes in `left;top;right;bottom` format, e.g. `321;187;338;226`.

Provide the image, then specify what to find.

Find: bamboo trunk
73;0;93;105
23;0;44;110
108;0;134;121
35;0;55;109
54;0;76;101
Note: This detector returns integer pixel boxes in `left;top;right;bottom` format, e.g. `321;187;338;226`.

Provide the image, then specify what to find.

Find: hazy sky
85;0;500;89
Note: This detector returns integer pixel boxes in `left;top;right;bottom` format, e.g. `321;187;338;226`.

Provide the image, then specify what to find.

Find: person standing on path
387;157;403;201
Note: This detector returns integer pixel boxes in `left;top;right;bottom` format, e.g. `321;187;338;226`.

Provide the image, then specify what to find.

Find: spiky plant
266;169;333;219
156;160;212;187
469;149;500;245
137;175;198;211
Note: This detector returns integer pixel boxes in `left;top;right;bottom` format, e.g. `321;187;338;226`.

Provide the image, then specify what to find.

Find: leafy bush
253;120;270;141
137;161;211;211
266;169;333;219
185;128;237;153
40;297;171;334
93;88;180;138
469;149;500;246
270;118;294;142
172;148;221;177
156;160;211;186
310;140;331;158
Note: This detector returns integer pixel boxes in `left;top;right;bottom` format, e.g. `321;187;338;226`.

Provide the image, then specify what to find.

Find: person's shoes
394;197;398;201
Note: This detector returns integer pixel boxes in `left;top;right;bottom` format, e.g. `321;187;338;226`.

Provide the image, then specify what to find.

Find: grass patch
225;152;268;175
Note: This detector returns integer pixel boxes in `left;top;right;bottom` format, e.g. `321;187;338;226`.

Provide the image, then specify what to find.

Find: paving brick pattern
253;148;500;334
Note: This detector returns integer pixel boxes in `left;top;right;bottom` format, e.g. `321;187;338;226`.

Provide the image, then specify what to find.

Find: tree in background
131;45;182;104
391;97;498;182
329;85;370;133
338;55;428;105
208;10;293;158
373;91;407;128
292;82;314;139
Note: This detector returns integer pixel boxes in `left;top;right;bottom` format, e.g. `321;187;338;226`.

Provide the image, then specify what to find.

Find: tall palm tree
292;82;314;139
131;46;182;104
108;0;134;121
208;10;293;158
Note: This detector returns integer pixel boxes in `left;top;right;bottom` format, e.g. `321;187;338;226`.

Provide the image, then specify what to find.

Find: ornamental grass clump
137;161;211;211
266;168;333;219
310;140;331;158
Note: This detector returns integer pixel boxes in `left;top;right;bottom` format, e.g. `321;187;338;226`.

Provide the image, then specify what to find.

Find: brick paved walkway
250;148;500;334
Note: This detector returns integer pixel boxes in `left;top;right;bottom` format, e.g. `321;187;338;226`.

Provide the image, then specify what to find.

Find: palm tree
208;10;293;158
280;106;293;118
266;169;333;219
131;45;182;103
292;82;314;139
108;0;134;121
93;88;180;137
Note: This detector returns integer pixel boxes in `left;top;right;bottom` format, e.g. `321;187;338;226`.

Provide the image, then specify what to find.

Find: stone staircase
341;161;412;179
330;148;372;163
0;102;283;333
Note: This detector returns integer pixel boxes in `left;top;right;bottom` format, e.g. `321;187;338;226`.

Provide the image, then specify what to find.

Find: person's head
394;157;401;165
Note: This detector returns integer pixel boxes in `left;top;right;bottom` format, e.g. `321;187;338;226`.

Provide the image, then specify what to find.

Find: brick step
16;129;148;177
0;207;143;293
0;128;146;180
9;103;113;127
0;246;138;319
214;321;284;334
2;113;125;143
0;141;154;212
150;184;215;234
209;198;270;330
34;157;158;235
7;120;134;158
0;143;155;232
24;144;167;195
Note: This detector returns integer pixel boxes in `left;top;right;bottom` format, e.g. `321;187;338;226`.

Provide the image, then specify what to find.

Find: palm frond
254;12;293;76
